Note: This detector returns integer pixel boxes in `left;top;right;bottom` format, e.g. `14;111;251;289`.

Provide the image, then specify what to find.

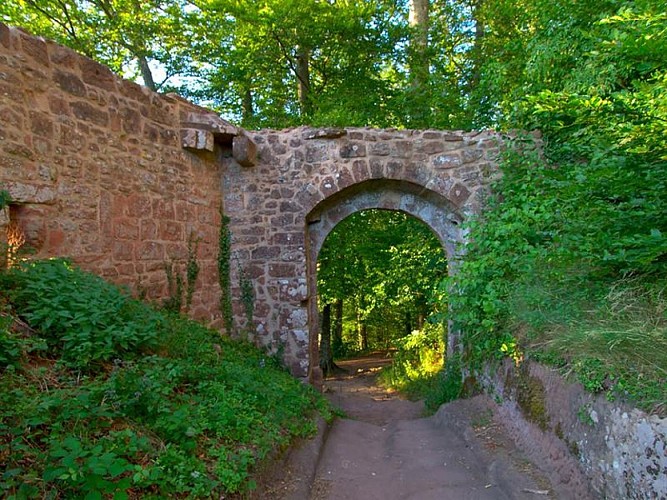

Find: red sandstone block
19;31;49;67
153;199;175;219
53;70;86;98
71;101;109;127
165;243;187;260
125;195;152;218
80;57;116;92
159;220;183;241
0;23;10;49
113;218;140;240
112;241;134;261
136;241;164;261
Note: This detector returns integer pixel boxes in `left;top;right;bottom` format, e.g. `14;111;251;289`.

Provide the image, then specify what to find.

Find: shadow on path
257;353;593;499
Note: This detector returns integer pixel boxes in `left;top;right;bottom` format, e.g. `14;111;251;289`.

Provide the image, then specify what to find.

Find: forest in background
2;0;666;412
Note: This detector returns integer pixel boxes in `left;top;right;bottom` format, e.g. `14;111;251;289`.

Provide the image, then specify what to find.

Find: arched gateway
0;25;501;381
222;127;501;379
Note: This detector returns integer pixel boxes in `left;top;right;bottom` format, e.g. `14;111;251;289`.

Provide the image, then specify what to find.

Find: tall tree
318;210;447;356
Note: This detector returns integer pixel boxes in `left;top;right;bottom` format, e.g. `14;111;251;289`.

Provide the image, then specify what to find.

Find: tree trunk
361;322;368;351
296;46;312;117
409;0;430;87
333;298;343;357
242;86;254;123
138;55;156;91
319;303;338;376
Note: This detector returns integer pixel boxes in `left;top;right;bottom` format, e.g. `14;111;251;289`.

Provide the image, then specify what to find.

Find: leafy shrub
446;130;666;413
423;355;463;413
379;323;445;403
0;260;330;497
7;259;160;368
0;314;21;368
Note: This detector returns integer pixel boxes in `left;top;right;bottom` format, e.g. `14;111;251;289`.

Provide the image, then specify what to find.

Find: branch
271;30;298;78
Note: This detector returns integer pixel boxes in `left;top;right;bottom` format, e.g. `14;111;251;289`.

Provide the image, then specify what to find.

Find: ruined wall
224;127;501;376
0;23;244;323
0;23;504;377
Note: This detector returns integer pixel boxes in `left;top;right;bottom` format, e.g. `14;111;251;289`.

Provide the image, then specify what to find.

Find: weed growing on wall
218;211;234;334
0;259;330;497
185;232;200;311
163;259;184;313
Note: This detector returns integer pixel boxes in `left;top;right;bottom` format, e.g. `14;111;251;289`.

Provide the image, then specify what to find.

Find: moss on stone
516;366;550;431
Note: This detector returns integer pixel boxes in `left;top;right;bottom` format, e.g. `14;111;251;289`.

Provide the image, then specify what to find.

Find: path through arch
221;127;501;378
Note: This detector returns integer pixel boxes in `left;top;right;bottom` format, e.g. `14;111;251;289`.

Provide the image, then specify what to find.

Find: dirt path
256;352;588;499
311;353;559;500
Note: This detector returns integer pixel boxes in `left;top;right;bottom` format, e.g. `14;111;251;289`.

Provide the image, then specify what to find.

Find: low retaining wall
480;360;666;499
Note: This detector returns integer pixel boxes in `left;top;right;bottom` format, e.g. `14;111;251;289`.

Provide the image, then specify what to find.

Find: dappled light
1;0;665;497
316;209;447;385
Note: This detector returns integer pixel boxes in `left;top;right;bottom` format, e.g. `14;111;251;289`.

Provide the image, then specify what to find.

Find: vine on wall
238;265;255;338
218;211;234;335
163;260;183;313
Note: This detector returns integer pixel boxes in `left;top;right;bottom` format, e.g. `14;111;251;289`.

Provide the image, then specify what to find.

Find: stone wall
481;360;667;499
224;127;501;376
0;23;247;323
0;23;503;377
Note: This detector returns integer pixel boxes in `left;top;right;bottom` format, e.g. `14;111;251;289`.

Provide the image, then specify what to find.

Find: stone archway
221;127;500;378
305;179;465;375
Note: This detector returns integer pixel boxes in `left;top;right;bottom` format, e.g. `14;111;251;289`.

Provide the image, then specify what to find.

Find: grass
516;277;667;415
0;259;331;498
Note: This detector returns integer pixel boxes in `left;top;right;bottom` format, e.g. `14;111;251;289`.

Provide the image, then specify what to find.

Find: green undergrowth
517;276;667;414
378;323;463;413
445;138;667;416
0;259;330;498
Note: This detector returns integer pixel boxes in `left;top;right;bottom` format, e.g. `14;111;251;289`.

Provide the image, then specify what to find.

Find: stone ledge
232;134;257;167
302;127;347;140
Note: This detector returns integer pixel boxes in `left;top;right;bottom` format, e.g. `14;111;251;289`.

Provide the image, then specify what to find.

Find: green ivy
218;212;234;334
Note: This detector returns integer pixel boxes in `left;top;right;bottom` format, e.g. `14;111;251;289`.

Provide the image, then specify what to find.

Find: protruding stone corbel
180;111;257;167
232;134;257;168
181;128;215;152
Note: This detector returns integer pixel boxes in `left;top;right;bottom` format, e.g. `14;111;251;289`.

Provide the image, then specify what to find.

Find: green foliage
0;314;21;368
0;260;330;497
445;0;667;414
423;356;463;414
162;259;184;313
378;322;444;399
7;259;160;368
0;189;11;211
218;213;234;334
318;209;447;353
